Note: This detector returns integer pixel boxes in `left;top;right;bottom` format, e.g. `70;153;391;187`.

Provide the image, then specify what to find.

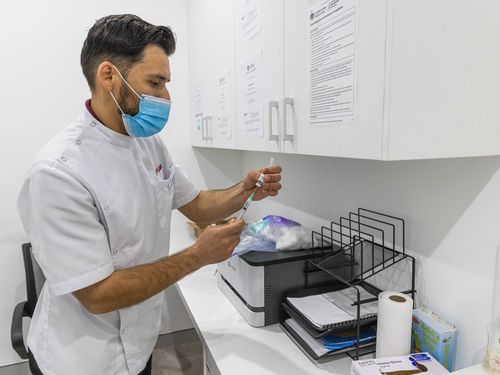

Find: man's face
117;45;171;116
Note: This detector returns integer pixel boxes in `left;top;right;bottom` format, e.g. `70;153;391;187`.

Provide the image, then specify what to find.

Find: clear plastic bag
233;215;313;256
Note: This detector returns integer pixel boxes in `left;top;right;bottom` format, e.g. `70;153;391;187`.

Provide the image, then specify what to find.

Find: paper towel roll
375;291;413;358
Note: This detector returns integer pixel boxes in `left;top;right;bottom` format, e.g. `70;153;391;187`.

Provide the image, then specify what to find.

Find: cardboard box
351;352;449;375
187;219;230;238
412;307;457;371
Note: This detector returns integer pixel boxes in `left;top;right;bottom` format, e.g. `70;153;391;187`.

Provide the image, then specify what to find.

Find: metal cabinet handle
268;101;280;141
206;116;212;140
283;97;294;142
201;115;212;140
201;117;206;140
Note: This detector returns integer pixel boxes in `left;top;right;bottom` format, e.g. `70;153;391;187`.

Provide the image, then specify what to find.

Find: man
17;14;282;375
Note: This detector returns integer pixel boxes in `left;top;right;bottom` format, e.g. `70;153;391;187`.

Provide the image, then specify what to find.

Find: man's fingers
262;182;282;191
264;174;281;183
250;170;262;180
262;165;282;174
248;165;282;180
222;219;245;233
263;189;279;197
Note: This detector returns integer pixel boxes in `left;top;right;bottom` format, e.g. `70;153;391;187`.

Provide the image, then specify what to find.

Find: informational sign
216;68;231;139
240;0;262;41
309;0;358;125
194;80;204;133
239;51;264;138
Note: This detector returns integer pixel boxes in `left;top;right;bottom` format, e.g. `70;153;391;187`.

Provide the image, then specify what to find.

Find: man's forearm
180;182;246;224
74;246;204;314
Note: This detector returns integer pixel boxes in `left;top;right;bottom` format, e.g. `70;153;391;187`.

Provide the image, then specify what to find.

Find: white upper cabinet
188;0;500;160
233;0;285;153
187;0;237;149
384;0;500;160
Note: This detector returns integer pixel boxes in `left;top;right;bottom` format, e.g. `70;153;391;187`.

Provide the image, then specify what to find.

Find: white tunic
17;106;199;375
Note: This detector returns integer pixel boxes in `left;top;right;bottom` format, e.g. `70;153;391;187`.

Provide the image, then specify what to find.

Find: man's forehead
135;46;171;79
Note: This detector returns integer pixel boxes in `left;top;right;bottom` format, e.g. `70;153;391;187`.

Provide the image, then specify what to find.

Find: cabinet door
283;0;388;159
386;0;500;160
188;0;237;149
187;0;209;147
234;0;284;152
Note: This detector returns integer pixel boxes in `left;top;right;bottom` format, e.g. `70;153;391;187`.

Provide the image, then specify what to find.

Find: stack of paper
285;318;331;356
286;286;378;330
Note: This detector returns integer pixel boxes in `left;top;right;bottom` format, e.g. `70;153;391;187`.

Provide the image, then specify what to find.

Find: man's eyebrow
146;73;170;82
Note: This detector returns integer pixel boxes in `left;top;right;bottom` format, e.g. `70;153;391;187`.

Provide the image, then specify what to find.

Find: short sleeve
17;164;114;296
171;164;200;210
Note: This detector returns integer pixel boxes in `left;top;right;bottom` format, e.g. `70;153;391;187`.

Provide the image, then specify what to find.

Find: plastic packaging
485;324;500;374
484;242;500;374
233;215;313;256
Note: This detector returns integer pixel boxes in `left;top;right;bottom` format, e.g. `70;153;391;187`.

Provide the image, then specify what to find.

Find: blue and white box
351;352;449;375
412;306;457;371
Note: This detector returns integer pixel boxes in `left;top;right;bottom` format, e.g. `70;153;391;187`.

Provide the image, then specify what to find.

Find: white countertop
452;364;488;374
176;264;354;375
176;263;489;375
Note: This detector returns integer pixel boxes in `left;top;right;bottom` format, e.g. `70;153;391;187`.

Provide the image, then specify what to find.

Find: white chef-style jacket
17;103;200;375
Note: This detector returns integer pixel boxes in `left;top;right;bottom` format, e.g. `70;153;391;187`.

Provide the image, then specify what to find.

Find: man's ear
95;61;116;92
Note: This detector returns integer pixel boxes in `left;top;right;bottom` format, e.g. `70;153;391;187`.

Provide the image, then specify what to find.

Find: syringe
238;157;275;220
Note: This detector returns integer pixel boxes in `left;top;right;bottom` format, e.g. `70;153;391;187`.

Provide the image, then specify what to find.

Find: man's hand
189;219;246;265
178;165;282;225
242;164;282;201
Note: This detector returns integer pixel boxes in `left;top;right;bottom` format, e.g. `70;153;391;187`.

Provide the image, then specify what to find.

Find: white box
351;352;449;375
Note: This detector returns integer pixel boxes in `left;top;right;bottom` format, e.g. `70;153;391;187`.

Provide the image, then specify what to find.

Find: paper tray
281;281;380;339
281;301;377;340
280;320;375;363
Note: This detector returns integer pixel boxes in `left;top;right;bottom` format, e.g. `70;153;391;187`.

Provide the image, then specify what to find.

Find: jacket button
76;139;81;145
61;156;67;162
103;205;109;211
112;250;118;255
90;122;96;127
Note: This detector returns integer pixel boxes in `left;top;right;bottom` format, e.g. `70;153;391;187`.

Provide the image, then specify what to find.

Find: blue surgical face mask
109;66;171;137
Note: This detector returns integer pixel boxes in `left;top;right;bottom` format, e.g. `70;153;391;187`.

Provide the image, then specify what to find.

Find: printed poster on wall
309;0;358;125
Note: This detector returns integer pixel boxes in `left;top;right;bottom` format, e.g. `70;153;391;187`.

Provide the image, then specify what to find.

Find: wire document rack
280;208;416;362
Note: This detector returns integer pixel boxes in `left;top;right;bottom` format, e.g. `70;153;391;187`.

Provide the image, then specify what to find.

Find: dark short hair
80;14;176;91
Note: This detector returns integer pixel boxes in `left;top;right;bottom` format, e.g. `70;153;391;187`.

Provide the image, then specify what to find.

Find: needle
238;157;275;220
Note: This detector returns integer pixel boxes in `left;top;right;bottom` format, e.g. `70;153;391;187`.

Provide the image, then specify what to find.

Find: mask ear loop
109;90;125;115
112;65;141;99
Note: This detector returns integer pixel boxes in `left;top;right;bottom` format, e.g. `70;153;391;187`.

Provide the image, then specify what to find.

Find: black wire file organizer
280;208;416;363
